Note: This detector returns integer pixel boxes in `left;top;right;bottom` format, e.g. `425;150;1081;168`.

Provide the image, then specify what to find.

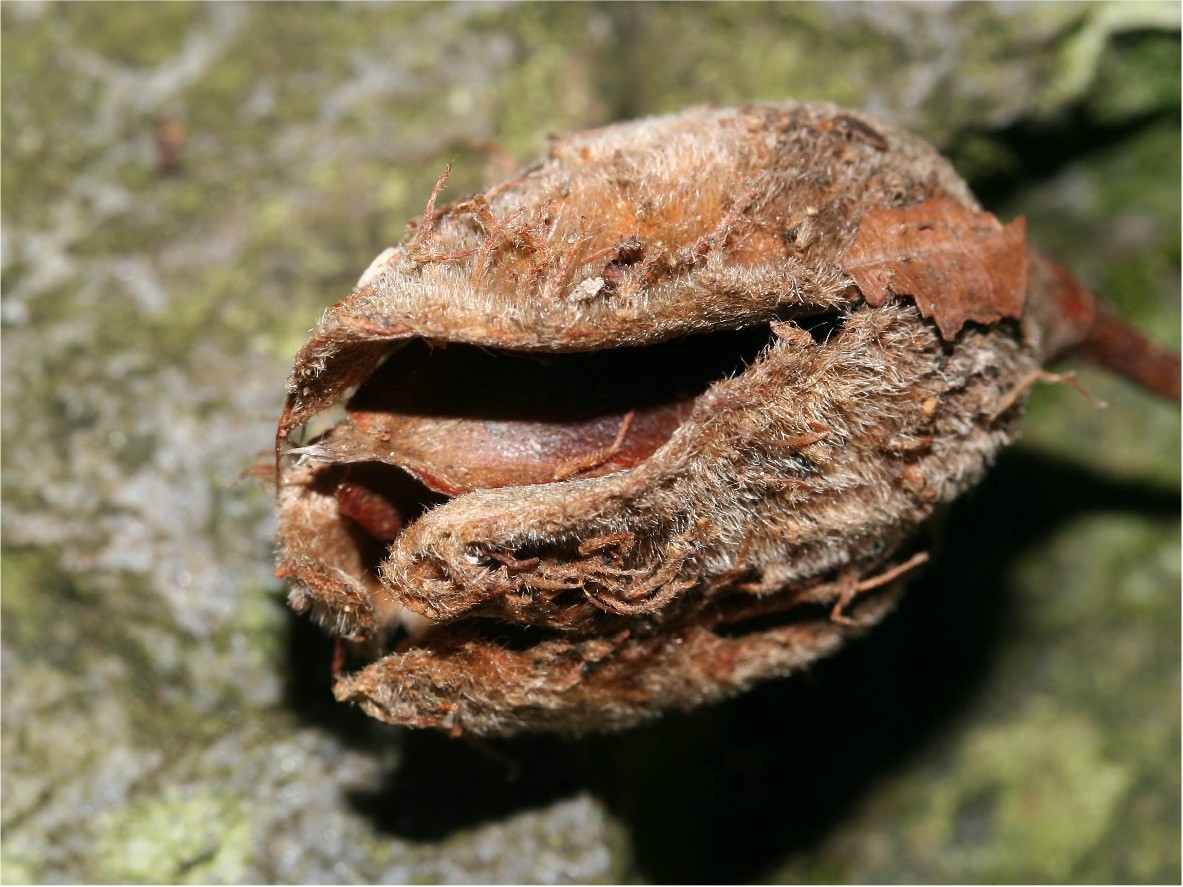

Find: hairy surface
275;101;1060;736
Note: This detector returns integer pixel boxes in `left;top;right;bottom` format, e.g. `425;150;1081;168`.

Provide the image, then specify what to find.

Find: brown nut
273;101;1125;736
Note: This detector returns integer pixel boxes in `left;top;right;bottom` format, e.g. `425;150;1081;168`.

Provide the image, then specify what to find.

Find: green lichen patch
443;3;612;158
92;785;252;884
59;1;202;69
916;707;1133;882
590;2;893;118
1009;513;1181;730
1048;1;1181;119
1089;28;1182;122
1;547;78;657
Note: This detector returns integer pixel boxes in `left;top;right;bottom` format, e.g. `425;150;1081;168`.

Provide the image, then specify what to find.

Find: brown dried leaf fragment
843;197;1028;340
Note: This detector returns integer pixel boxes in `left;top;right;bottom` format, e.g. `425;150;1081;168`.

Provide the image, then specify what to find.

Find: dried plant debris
842;197;1028;340
274;101;1179;736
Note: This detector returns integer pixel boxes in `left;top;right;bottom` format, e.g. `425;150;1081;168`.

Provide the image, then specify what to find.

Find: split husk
274;101;1176;736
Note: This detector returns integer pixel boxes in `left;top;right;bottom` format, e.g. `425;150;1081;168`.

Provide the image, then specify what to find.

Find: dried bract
842;197;1028;339
274;101;1175;736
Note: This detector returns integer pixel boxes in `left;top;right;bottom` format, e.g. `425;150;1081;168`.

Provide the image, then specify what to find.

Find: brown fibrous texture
273;101;1159;736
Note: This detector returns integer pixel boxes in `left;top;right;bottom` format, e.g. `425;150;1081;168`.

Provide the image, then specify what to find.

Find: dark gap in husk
310;462;448;571
800;309;847;344
331;322;781;515
350;322;779;423
712;601;837;639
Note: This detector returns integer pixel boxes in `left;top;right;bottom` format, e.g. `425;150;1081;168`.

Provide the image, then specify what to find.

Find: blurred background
1;2;1178;882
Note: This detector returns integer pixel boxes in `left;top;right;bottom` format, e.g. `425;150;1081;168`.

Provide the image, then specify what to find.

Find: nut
273;101;1124;736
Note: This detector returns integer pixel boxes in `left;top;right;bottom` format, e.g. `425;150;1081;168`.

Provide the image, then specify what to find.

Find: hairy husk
276;101;1057;736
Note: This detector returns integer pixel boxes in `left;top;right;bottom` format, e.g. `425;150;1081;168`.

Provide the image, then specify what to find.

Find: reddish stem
1080;302;1181;403
1031;253;1180;404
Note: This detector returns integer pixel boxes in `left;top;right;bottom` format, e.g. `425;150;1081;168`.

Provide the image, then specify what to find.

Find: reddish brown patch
336;481;406;542
843;197;1028;339
342;331;766;495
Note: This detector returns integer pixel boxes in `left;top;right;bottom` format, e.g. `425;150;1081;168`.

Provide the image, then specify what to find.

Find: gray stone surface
2;2;1178;882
